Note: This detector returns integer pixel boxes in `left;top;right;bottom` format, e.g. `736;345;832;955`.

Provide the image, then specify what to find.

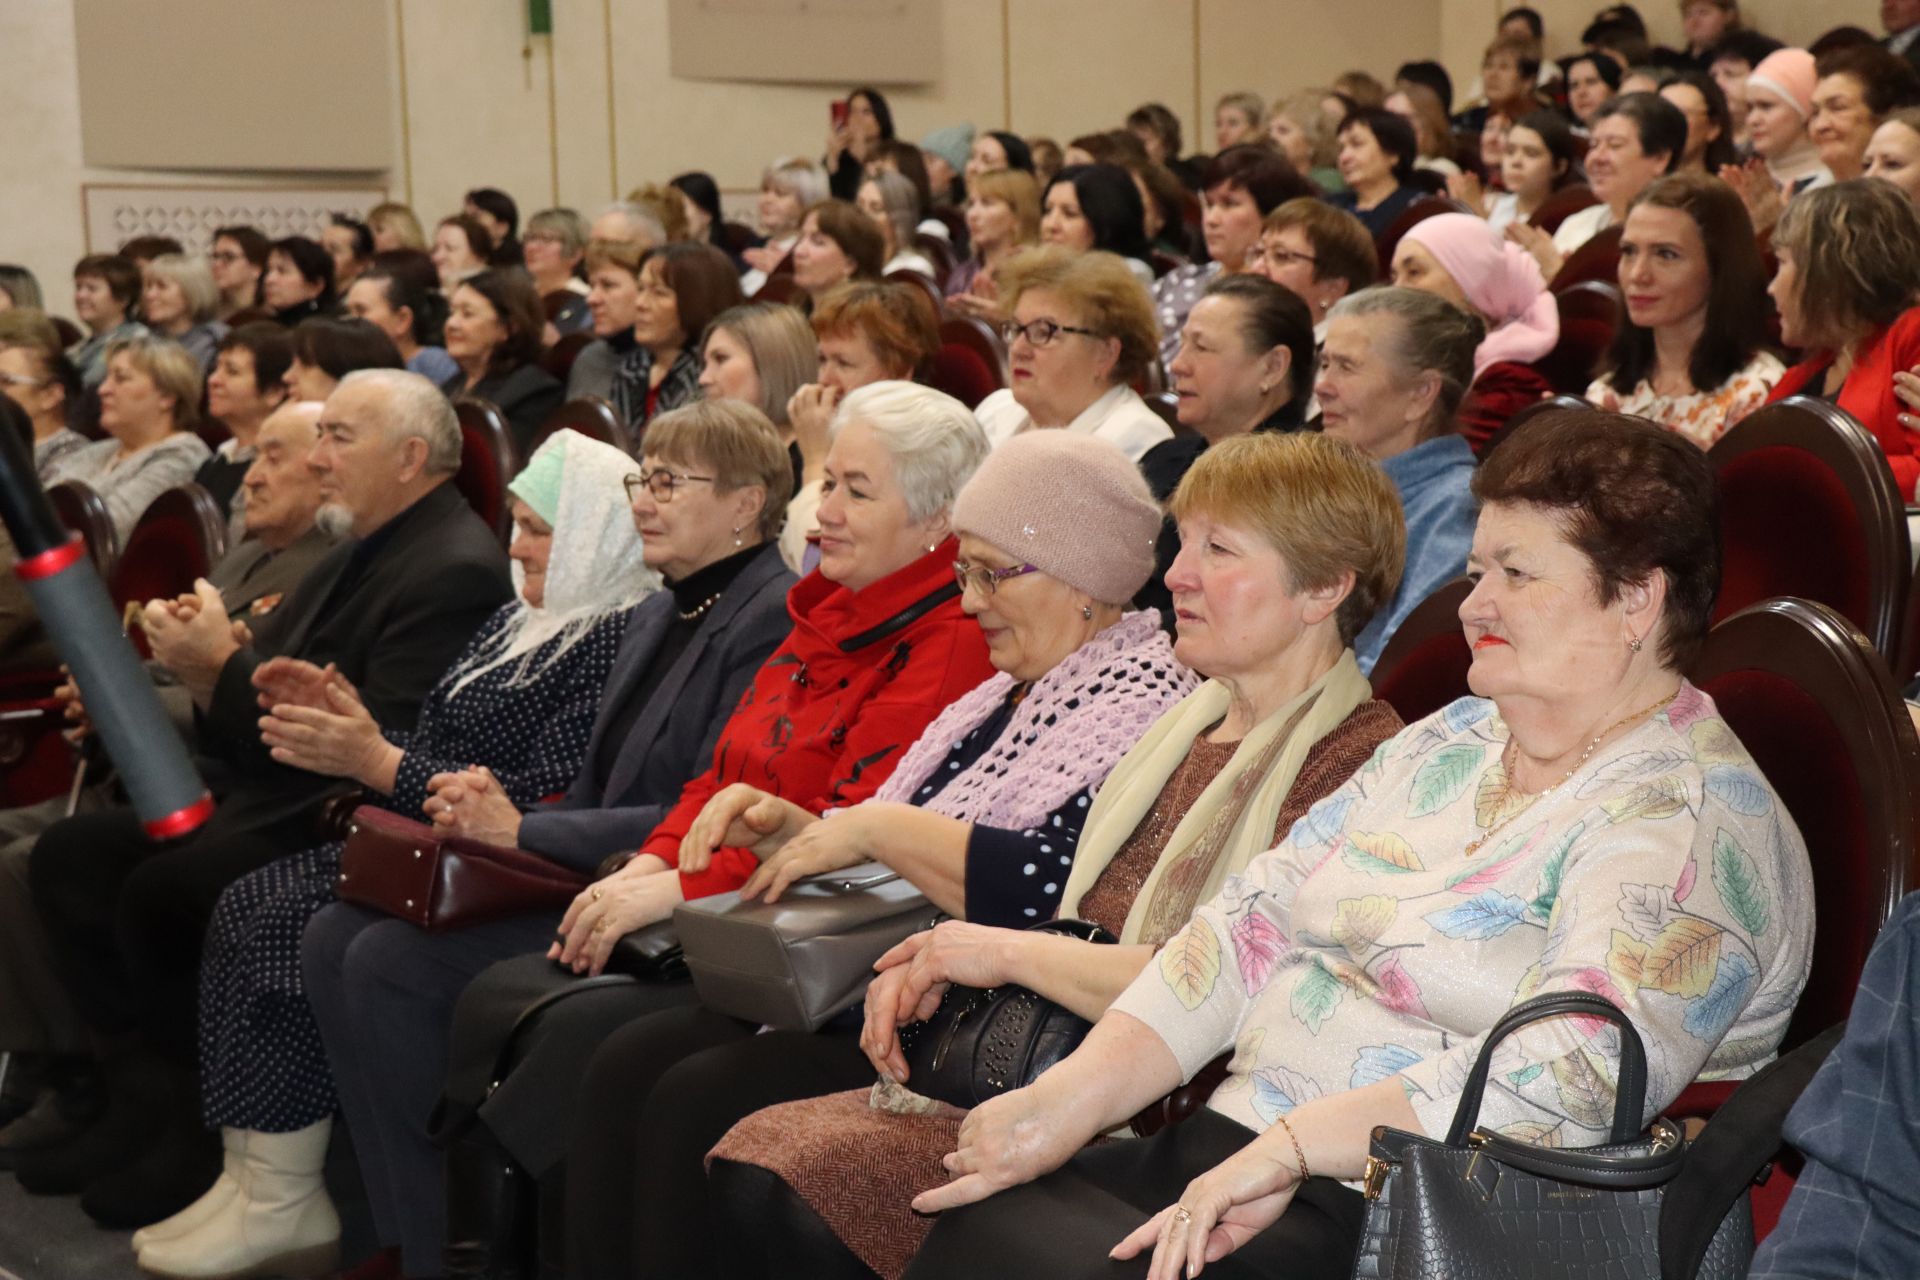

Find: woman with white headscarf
1389;212;1559;452
130;429;650;1280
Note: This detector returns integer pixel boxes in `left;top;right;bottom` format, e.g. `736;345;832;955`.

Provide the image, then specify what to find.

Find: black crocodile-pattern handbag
1351;991;1754;1280
895;918;1114;1109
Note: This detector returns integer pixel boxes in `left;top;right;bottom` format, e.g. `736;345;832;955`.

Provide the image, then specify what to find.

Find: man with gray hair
589;201;666;252
17;369;511;1226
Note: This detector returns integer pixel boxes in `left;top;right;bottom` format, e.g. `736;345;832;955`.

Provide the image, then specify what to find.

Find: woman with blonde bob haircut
948;168;1041;308
46;335;210;540
973;246;1171;462
140;254;228;371
708;429;1408;1280
366;202;427;253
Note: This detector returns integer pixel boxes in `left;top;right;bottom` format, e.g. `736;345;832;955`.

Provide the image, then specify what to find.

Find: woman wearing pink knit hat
1391;212;1558;452
1721;48;1832;233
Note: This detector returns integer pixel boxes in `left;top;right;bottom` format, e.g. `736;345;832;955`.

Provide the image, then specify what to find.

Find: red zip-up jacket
1769;309;1920;499
649;541;996;899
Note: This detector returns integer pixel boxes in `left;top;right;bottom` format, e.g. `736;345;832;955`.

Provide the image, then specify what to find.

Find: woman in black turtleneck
302;399;800;1280
1135;274;1319;622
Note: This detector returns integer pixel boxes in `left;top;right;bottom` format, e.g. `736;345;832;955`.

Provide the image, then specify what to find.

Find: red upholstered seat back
1368;577;1474;725
1710;398;1908;656
1375;197;1469;280
46;480;119;577
1533;282;1620;394
109;485;226;660
453;397;521;544
529;396;633;457
926;346;1000;410
1550;223;1624;292
1530;184;1601;236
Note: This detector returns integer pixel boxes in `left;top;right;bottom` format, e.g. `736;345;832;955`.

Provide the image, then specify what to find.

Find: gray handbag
673;864;944;1032
1352;991;1754;1280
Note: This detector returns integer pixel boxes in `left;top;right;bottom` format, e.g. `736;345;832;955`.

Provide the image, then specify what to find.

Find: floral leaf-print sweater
1109;683;1815;1148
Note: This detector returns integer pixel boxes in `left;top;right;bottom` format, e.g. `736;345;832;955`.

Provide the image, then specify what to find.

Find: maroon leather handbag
334;806;588;932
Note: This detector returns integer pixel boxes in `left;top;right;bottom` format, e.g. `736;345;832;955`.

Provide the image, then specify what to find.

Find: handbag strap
1446;991;1648;1146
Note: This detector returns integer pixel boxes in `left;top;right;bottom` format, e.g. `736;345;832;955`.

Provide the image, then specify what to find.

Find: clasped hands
253;658;398;789
143;579;252;704
677;783;906;902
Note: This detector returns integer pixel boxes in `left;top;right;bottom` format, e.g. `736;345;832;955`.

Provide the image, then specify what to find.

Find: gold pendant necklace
1462;689;1681;857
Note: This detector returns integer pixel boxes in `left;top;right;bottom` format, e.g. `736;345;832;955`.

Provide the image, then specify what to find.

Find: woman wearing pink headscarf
1389;212;1557;451
1719;48;1832;235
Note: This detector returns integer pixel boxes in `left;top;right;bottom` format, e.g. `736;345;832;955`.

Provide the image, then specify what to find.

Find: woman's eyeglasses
998;319;1100;349
624;468;715;502
953;560;1039;595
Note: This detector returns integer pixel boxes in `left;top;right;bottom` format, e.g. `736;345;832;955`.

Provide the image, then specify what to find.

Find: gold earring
1628;635;1643;653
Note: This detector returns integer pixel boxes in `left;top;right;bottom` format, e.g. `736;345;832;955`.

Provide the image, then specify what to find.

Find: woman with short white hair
140;255;228;372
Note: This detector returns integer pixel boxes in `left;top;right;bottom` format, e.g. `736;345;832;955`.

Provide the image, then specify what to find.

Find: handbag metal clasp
1464;1130;1502;1200
1362;1155;1392;1201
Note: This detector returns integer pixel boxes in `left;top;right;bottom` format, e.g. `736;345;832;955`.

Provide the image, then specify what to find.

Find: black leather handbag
895;918;1114;1109
1352;991;1754;1280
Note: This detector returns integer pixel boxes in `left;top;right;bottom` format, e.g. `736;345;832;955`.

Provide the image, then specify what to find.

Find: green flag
529;0;552;36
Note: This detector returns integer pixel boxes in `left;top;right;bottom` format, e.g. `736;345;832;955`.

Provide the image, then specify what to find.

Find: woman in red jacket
411;382;997;1277
1765;179;1920;497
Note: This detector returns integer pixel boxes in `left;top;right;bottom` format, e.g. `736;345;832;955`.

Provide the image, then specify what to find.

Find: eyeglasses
1262;247;1317;270
624;467;716;502
954;559;1040;596
998;319;1101;348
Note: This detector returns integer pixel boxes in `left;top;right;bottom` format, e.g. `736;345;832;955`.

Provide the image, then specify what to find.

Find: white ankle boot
137;1120;340;1280
132;1128;247;1251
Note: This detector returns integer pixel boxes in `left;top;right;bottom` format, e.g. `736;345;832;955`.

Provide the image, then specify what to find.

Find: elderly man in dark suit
19;369;512;1227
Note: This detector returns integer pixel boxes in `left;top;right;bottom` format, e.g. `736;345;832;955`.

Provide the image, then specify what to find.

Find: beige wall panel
398;1;558;225
73;0;390;172
1006;0;1193;149
551;0;620;207
1202;0;1444;137
605;0;1005;202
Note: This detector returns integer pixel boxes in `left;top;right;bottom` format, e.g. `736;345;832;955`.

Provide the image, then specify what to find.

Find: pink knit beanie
951;431;1162;605
1748;48;1817;119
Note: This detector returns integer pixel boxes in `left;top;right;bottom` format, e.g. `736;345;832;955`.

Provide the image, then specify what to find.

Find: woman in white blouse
971;247;1171;463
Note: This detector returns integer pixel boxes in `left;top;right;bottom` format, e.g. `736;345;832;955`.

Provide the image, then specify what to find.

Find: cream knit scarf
1057;650;1372;945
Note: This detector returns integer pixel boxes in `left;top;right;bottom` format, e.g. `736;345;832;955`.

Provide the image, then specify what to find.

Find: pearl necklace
1462;690;1681;857
676;591;723;622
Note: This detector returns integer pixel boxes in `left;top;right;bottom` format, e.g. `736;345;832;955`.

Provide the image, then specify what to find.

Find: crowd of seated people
3;4;1920;1276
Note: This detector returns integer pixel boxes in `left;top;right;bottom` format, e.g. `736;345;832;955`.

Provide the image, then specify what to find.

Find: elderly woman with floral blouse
884;409;1813;1280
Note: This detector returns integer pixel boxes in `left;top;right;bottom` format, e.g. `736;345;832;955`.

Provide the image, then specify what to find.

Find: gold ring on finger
1172;1206;1193;1226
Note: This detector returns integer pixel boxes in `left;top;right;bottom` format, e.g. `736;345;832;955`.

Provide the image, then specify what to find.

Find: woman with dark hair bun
671;170;762;270
825;86;896;201
262;237;335;328
1040;165;1154;284
464;187;523;267
440;269;565;453
1326;108;1423;237
343;251;456;384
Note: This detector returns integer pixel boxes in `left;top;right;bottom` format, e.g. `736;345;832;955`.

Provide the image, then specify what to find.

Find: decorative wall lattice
82;185;388;255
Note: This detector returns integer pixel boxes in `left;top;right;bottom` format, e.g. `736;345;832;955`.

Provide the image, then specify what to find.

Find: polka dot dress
914;696;1093;929
196;604;627;1132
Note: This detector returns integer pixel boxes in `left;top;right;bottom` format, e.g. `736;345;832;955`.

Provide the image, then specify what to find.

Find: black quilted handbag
895;918;1114;1109
1352;991;1754;1280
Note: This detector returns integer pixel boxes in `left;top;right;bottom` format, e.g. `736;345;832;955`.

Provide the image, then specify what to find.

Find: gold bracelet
1273;1114;1310;1184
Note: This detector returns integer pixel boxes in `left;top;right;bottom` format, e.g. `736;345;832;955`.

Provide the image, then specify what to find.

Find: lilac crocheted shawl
873;610;1197;832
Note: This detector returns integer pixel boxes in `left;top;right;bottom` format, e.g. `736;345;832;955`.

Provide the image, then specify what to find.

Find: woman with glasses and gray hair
972;247;1171;462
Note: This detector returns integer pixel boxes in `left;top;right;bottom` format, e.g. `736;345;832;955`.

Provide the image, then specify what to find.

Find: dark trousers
29;804;314;1063
899;1110;1366;1280
303;917;693;1279
565;1011;871;1280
